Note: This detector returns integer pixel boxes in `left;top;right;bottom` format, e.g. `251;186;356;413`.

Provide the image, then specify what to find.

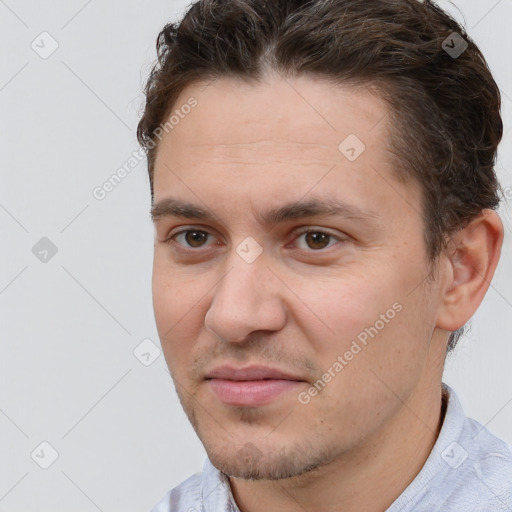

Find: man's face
151;75;444;479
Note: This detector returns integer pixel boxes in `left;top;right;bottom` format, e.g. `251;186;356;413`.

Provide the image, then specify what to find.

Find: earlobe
436;209;504;332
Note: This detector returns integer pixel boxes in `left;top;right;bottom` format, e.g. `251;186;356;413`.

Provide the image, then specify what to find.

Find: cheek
152;260;202;345
152;262;175;331
288;273;393;344
290;266;430;369
152;258;218;374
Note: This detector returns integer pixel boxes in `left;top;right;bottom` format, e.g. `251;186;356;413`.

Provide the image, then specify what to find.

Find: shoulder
149;471;203;512
389;385;512;511
452;415;512;510
148;457;239;512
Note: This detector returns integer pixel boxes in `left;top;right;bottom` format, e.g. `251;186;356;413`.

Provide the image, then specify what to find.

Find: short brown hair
137;0;503;351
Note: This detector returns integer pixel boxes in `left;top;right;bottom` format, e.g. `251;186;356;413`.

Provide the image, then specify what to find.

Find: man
137;0;512;510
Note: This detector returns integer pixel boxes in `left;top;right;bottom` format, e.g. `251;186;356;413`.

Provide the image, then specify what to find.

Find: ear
435;209;504;332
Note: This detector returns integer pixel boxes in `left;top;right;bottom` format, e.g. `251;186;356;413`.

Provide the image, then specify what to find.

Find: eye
164;227;344;253
292;228;344;251
165;229;218;250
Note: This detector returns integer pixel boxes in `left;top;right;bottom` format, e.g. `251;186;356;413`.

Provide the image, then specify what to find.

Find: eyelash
163;226;345;253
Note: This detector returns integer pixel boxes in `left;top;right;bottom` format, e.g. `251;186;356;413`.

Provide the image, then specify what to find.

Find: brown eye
168;229;215;250
184;230;209;248
292;228;344;252
304;232;331;250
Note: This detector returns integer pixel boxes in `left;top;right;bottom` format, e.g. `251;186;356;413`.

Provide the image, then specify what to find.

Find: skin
150;73;503;512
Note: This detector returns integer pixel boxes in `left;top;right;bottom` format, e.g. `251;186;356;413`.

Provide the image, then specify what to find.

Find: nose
204;253;287;343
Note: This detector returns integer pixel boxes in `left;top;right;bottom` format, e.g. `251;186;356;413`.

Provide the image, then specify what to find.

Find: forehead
155;75;391;164
151;74;421;230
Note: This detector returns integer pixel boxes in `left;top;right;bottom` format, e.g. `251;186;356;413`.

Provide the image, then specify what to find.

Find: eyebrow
150;197;379;227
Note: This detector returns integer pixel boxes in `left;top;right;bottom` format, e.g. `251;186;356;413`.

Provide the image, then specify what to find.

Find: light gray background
1;1;511;511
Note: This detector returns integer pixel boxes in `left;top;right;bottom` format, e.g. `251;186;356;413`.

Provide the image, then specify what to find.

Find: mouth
205;365;305;407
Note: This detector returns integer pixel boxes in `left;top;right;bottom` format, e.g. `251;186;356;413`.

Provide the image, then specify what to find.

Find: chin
205;438;338;481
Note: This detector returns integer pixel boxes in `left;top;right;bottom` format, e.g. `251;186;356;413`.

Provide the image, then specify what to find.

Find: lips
205;365;305;406
205;365;303;381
